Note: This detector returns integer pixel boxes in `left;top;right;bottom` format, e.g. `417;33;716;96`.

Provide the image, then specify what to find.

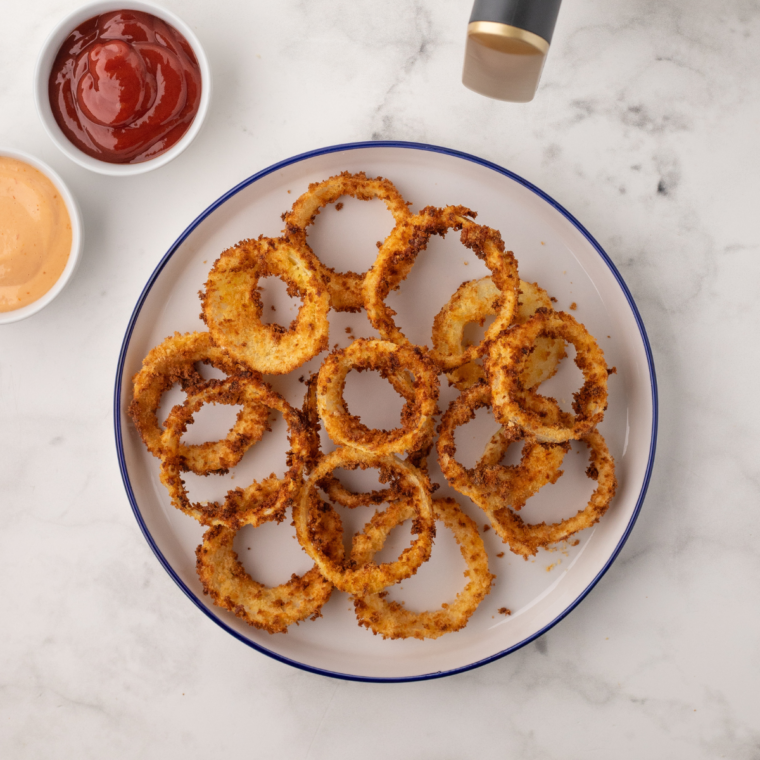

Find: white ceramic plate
115;141;657;682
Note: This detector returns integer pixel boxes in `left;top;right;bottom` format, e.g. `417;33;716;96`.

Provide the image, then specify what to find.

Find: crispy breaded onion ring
282;171;412;312
486;310;609;443
302;371;433;508
196;493;344;634
363;206;520;359
437;384;615;557
129;331;269;474
433;278;565;391
351;497;494;640
159;375;309;527
436;382;569;513
200;236;329;375
293;448;435;596
317;339;439;456
483;430;617;558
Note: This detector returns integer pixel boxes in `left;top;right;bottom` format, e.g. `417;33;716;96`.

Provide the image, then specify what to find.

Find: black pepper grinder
462;0;563;102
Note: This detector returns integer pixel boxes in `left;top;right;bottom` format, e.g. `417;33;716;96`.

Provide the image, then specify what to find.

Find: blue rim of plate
114;140;658;683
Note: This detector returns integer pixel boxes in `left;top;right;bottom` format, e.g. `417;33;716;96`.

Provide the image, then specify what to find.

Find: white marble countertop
2;1;759;757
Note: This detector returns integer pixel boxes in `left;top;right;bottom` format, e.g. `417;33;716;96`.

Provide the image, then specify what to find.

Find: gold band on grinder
467;21;550;57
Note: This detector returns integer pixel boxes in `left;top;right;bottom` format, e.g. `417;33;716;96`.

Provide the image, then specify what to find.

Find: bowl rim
113;139;659;682
33;0;211;176
0;147;83;324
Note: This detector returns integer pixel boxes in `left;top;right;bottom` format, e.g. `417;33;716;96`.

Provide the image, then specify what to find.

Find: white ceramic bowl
0;148;83;324
33;1;211;176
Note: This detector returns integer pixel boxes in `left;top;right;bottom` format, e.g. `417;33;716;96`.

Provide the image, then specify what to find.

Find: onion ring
317;339;439;456
293;447;435;596
282;171;412;312
302;371;433;508
159;375;309;527
433;278;565;391
437;383;614;557
436;382;569;513
200;236;330;375
351;497;494;640
483;430;617;558
196;492;344;634
486;310;609;443
363;205;520;360
128;331;269;474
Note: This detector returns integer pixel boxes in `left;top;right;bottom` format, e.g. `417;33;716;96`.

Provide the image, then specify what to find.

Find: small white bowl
33;1;211;176
0;148;84;324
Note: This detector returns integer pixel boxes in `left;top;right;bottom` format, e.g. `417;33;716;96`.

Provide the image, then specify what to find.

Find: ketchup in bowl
48;10;202;165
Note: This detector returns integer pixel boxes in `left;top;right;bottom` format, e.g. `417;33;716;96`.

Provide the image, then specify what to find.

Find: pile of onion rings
128;170;617;638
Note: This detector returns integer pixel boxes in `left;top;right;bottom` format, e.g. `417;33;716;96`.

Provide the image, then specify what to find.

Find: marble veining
1;0;759;757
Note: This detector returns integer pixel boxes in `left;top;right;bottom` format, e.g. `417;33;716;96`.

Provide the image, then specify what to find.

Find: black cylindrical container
462;0;563;102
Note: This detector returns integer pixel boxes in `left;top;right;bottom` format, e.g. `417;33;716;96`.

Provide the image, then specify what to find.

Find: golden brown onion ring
159;375;309;527
196;493;344;634
302;371;433;508
486;310;609;443
433;278;565;391
129;331;269;474
293;448;435;596
436;382;569;513
483;430;617;558
363;206;520;361
317;339;439;456
200;236;329;375
283;171;412;312
437;383;615;557
351;497;494;640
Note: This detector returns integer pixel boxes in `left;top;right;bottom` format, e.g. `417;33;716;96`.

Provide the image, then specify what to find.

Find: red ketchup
49;10;202;164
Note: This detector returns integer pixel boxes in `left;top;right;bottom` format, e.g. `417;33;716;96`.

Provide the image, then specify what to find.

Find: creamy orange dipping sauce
0;157;72;313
